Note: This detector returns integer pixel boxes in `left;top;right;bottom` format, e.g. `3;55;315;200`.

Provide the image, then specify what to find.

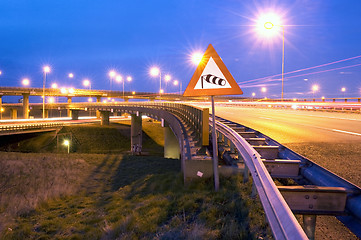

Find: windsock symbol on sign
201;74;226;89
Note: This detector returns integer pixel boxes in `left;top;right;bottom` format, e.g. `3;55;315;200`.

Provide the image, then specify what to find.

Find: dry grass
0;152;93;232
0;122;272;239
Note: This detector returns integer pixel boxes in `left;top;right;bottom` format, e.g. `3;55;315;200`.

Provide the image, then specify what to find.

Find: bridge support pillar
44;109;49;118
67;97;72;118
162;119;180;159
22;93;30;119
124;97;129;102
96;96;101;119
10;108;17;119
100;111;110;125
71;110;79;120
131;112;142;154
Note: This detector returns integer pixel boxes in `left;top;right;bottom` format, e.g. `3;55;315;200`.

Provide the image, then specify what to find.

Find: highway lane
204;105;361;143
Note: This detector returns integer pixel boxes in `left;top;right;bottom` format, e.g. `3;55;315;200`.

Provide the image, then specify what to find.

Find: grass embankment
0;121;272;239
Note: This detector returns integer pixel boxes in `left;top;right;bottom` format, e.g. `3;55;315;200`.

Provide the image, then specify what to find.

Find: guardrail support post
303;215;316;240
22;93;30;119
162;119;180;159
67;97;72;118
131;112;142;154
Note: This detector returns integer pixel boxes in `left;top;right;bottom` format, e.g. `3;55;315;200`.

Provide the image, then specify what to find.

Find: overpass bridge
1;101;361;239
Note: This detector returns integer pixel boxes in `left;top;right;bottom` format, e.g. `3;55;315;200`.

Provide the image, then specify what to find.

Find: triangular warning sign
183;44;243;97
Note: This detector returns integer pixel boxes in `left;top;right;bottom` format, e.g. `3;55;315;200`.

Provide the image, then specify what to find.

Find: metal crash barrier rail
211;118;308;240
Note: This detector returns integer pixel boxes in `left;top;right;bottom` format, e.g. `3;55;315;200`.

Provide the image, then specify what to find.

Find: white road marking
331;129;361;136
259;117;273;120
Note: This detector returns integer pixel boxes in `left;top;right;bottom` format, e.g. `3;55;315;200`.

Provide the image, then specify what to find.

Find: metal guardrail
87;102;209;148
0;122;63;135
211;118;308;240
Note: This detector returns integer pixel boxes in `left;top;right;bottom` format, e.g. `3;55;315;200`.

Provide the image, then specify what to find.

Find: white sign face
194;57;232;90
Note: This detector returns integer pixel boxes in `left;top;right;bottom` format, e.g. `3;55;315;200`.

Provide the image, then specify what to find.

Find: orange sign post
183;44;243;191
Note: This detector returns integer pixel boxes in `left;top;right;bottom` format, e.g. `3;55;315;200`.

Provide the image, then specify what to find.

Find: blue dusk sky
1;0;361;99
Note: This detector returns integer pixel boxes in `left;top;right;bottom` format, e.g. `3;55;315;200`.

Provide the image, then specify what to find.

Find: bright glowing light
293;98;297;101
107;97;111;100
261;87;267;92
69;88;75;94
83;79;90;87
322;96;325;100
160;89;164;94
103;100;107;103
256;12;283;38
116;75;122;82
109;70;116;78
312;85;319;92
111;99;115;102
164;74;171;82
252;92;256;97
0;70;2;75
126;76;132;82
60;88;68;94
132;91;135;95
1;108;4;112
22;78;30;86
68;73;74;78
264;22;274;29
173;80;179;86
291;104;298;110
48;97;54;103
51;83;58;89
341;87;346;92
88;98;93;102
150;67;160;76
43;66;51;73
63;140;69;146
191;52;203;65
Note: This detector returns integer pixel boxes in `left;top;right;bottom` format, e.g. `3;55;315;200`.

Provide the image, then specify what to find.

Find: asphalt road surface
214;106;361;144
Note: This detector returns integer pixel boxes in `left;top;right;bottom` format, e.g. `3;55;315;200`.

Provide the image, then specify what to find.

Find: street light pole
42;66;50;119
281;26;285;101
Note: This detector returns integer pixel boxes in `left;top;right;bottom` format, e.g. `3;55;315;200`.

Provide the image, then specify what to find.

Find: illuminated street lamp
341;87;346;98
126;76;132;99
60;88;68;94
150;67;162;95
115;75;127;99
63;139;70;154
0;70;2;75
312;84;319;99
260;14;286;101
51;83;58;89
22;78;30;86
164;74;172;93
109;70;116;91
83;79;91;89
43;65;51;119
0;107;4;119
173;80;182;94
191;52;204;65
68;73;74;78
252;92;256;101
